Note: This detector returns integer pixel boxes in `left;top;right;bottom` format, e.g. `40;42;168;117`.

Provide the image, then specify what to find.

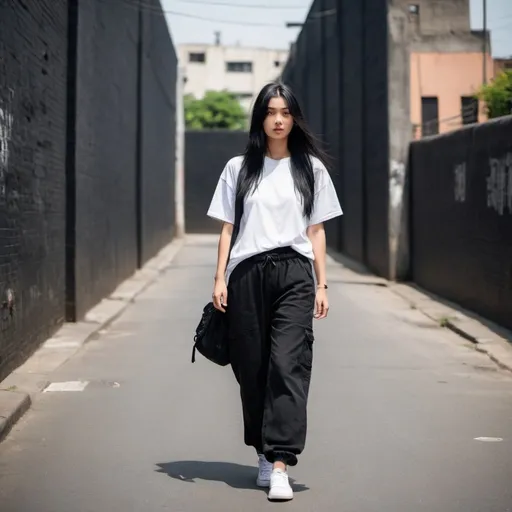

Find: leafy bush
184;91;247;130
477;70;512;119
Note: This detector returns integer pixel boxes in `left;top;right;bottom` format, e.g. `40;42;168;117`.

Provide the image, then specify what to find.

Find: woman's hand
314;288;329;319
212;278;228;313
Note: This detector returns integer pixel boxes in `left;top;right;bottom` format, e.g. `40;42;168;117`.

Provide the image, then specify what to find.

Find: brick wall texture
140;5;177;264
0;0;177;382
281;0;390;277
0;0;68;381
73;0;140;318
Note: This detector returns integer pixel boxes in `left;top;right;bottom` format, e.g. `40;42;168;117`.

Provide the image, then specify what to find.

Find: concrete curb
388;283;512;373
0;236;185;443
0;391;31;443
326;249;512;373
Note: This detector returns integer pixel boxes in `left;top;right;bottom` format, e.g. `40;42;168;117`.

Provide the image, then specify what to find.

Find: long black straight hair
236;82;330;219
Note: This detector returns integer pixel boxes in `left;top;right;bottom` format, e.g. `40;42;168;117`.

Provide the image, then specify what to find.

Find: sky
161;0;512;58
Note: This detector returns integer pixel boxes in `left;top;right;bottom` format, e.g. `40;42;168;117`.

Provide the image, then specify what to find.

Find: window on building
189;52;206;63
226;61;253;73
421;96;439;136
461;96;479;125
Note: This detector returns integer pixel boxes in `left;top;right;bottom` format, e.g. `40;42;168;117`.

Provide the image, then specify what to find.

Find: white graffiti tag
0;105;14;197
454;162;467;203
487;153;512;215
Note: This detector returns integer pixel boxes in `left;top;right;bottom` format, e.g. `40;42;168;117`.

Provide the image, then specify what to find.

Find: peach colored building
410;51;494;138
392;0;493;139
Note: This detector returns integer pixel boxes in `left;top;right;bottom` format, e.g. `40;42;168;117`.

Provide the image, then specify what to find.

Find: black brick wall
338;0;365;262
185;131;247;234
363;0;390;277
411;116;512;331
0;0;68;381
72;0;139;319
323;0;342;252
0;0;177;380
140;5;177;264
304;1;323;139
281;0;344;254
306;0;342;250
281;0;391;274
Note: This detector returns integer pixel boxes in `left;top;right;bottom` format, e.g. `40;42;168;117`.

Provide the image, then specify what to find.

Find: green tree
184;90;247;130
476;70;512;119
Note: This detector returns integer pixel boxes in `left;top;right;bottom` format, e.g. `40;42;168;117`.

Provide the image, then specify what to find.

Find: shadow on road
155;461;309;493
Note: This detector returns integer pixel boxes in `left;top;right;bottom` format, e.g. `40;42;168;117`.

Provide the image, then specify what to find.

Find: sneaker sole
268;490;294;501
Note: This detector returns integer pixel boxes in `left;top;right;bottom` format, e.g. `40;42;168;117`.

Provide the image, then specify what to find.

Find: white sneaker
268;468;293;501
256;454;273;487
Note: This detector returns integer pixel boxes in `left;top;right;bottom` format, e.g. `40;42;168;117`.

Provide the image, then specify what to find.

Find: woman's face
263;95;293;141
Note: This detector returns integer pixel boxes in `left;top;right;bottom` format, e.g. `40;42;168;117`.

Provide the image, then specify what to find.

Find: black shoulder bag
191;193;244;366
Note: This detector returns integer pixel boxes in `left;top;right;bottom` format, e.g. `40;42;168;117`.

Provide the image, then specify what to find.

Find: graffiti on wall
487;152;512;216
390;159;405;209
0;102;14;198
454;162;467;203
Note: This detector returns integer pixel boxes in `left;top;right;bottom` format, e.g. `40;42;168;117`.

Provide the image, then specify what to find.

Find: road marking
43;381;89;392
43;340;82;349
474;437;503;442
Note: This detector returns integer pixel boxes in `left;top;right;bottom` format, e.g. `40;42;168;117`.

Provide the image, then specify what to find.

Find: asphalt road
1;237;512;512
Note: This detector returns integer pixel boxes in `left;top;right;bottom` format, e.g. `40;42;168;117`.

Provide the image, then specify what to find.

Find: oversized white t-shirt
207;155;343;280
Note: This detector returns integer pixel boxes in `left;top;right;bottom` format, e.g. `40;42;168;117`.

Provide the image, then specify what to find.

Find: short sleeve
309;162;343;226
206;159;238;224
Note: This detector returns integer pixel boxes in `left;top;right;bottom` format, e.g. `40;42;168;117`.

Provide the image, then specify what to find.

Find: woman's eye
283;112;290;117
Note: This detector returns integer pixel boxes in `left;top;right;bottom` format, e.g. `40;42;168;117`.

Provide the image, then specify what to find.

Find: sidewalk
1;234;512;446
0;237;185;442
327;249;512;373
1;235;512;511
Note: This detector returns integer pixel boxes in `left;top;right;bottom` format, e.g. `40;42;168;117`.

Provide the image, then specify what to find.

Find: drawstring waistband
249;247;308;265
263;254;277;267
229;247;311;282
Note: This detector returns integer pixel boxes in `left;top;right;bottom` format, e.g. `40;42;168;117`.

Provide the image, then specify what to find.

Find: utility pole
483;0;487;85
175;66;186;238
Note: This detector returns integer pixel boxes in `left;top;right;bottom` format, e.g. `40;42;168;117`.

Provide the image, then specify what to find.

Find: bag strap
227;191;244;264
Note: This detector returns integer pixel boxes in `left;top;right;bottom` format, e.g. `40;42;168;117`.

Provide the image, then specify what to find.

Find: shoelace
271;470;289;485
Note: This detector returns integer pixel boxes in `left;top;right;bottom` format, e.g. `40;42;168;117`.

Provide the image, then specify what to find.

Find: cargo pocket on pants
299;328;314;394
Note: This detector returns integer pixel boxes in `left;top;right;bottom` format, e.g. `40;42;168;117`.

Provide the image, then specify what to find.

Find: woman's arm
307;223;329;319
307;223;327;286
215;222;233;281
212;222;234;312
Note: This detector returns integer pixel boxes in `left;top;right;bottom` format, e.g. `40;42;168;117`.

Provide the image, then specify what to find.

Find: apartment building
178;43;288;112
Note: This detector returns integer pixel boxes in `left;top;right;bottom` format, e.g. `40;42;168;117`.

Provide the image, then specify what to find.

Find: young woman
206;82;342;501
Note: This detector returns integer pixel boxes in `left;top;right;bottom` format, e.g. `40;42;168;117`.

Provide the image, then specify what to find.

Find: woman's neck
266;138;290;160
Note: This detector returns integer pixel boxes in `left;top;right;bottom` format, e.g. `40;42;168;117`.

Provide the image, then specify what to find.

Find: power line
490;13;512;31
420;102;481;129
105;0;335;27
104;0;285;25
166;5;335;23
174;0;307;9
164;10;284;26
492;21;512;32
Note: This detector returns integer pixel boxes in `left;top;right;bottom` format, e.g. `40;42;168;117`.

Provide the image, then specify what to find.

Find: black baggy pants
227;247;316;467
